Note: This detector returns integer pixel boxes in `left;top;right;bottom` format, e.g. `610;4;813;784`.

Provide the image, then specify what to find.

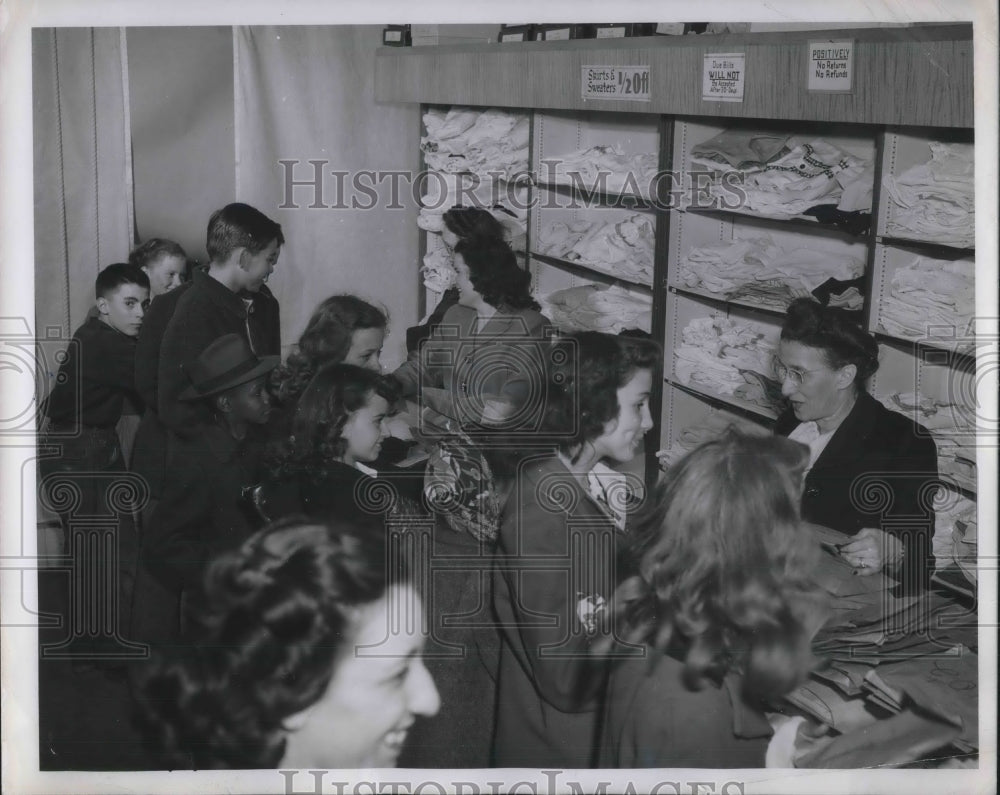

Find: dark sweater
775;392;938;592
45;316;142;429
157;269;280;436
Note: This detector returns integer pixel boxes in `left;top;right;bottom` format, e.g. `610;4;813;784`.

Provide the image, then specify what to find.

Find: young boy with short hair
157;203;283;437
132;333;278;645
40;263;150;653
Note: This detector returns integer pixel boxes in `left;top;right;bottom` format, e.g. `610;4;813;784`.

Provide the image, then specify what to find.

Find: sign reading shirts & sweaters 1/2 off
581;65;651;102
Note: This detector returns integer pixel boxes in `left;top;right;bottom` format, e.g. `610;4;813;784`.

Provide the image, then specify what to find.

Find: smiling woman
133;517;439;769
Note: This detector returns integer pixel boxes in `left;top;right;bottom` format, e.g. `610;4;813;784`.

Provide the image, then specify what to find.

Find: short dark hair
453;239;538;311
780;298;879;388
133;517;397;768
206;203;285;263
442;206;506;244
269;363;401;480
94;263;150;299
545;331;661;460
270;295;389;406
128;238;187;270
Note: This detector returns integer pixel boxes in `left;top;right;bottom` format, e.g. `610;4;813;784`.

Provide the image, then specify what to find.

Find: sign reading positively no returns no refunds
808;40;854;92
581;65;651;101
703;52;745;102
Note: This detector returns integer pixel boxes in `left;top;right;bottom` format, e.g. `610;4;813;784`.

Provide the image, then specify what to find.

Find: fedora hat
179;333;279;400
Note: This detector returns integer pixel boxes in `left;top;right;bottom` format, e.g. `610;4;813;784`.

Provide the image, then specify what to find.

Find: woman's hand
838;527;902;575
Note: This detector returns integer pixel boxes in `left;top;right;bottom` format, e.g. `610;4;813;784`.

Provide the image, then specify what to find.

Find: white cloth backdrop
234;26;422;368
33;27;134;353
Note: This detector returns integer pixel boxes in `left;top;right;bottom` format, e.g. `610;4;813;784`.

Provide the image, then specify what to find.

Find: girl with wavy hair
600;428;827;768
134;517;439;768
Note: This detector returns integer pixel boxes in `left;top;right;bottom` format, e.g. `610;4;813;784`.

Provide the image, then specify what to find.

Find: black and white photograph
1;1;996;794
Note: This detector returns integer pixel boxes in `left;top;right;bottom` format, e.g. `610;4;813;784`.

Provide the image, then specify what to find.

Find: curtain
32;28;135;349
233;26;421;368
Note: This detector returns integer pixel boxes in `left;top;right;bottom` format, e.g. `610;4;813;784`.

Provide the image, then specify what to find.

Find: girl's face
590;368;654;464
343;326;385;371
453;254;485;310
340;393;390;465
143;254;186;297
282;585;440;768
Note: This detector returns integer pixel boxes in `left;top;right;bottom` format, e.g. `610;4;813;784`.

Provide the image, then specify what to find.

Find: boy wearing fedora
131;333;277;645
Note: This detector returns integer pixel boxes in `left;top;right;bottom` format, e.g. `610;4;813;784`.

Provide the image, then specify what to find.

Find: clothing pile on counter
678;234;866;311
931;494;978;589
878;256;975;352
655;410;767;469
540;143;658;200
883;142;975;249
417;173;529;248
879;391;977;494
421;107;530;180
673;316;782;412
785;524;979;767
539;284;652;335
689;129;874;220
535;214;655;285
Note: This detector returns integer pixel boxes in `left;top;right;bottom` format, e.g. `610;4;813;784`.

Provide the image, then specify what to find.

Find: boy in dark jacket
132;333;277;646
40;263;150;656
157;203;282;438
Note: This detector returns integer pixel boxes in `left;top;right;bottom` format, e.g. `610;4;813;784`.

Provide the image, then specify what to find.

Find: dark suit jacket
131;282;191;494
775;392;938;592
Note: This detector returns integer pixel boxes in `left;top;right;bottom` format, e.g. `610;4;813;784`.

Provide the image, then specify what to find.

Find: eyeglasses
774;361;826;386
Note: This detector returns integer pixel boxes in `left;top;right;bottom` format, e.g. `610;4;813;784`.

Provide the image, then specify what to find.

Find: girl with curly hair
270;294;387;407
491;330;661;768
600;428;828;768
255;363;410;529
134;517;439;768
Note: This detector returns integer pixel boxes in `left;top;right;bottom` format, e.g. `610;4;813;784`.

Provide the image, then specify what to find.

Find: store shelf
877;130;975;249
531;251;654;291
664;290;784;421
532;180;654;210
868;243;975;357
665;379;780;423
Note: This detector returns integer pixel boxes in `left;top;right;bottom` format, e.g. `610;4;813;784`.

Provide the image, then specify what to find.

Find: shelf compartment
877;130;975;250
869;243;975;356
668;208;868;314
672;117;877;225
531;202;656;288
658;383;773;468
664;291;784;421
870;340;978;497
539;281;653;335
534;110;660;202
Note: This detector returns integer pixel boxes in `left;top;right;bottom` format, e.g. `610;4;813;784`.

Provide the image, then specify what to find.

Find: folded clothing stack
542;143;659;200
878;256;975;352
540;284;652;335
690;129;874;219
679;234;865;310
883;142;975;248
421;247;456;293
878;391;977;493
784;524;980;767
673;316;781;411
417;172;528;248
421;107;530;179
536;214;654;284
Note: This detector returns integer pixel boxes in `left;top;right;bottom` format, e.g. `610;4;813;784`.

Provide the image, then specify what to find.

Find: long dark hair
453;239;539;311
613;429;826;703
133;517;395;768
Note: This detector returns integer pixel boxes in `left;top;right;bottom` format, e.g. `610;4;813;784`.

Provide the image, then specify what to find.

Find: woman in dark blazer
774;298;938;593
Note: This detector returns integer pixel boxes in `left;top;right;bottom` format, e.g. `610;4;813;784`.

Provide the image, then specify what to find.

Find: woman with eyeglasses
774;298;938;592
